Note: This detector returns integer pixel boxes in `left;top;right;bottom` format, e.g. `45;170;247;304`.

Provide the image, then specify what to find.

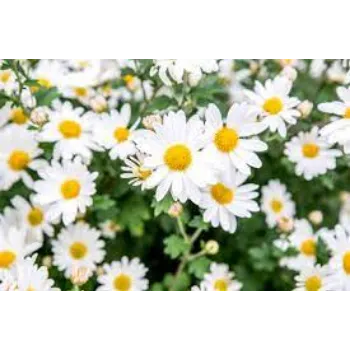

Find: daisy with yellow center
0;69;16;92
121;153;153;190
245;76;300;138
0;125;46;191
0;256;57;291
38;101;100;163
280;219;318;272
320;225;350;291
93;104;140;161
199;170;259;234
201;263;242;292
202;103;267;176
33;158;98;226
9;195;55;240
135;110;216;205
261;180;295;228
52;222;105;279
319;86;350;154
0;225;41;272
97;257;149;291
294;265;331;291
285;127;341;181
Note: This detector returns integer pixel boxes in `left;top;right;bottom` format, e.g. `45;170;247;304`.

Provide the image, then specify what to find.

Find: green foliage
164;235;190;259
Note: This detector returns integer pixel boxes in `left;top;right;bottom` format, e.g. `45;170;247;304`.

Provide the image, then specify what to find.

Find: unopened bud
308;211;323;225
168;202;183;218
142;114;162;130
249;61;259;74
90;95;107;113
277;216;294;233
71;266;90;286
42;255;52;268
30;107;49;126
281;66;297;82
96;266;105;277
298;100;313;119
340;191;350;203
205;240;219;255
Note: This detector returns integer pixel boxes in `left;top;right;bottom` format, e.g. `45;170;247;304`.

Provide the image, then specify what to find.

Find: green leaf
152;195;173;217
93;195;116;211
188;216;209;231
163;272;191;291
145;96;176;114
164;235;190;259
35;87;60;106
188;257;211;279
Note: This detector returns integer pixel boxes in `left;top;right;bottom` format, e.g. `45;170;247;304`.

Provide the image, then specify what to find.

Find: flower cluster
1;59;350;291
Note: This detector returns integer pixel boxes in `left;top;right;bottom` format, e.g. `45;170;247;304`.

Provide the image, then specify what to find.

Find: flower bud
71;266;90;286
42;255;52;268
281;66;297;82
30;107;49;126
142;114;162;130
90;95;107;113
205;240;219;255
340;191;350;203
168;202;183;218
308;211;323;225
298;100;313;119
96;266;105;277
277;216;294;233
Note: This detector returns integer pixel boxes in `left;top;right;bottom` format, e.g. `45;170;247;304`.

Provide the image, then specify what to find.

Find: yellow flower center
26;286;36;291
305;275;322;291
61;179;81;199
114;127;130;143
74;87;88;97
210;183;234;205
263;97;283;115
137;167;152;181
37;78;52;89
214;127;239;153
58;120;82;139
69;242;88;260
123;74;135;86
300;239;316;256
8;150;30;171
11;107;29;125
164;144;192;171
344;107;350;119
0;70;11;83
214;278;228;291
270;199;283;213
27;207;44;227
342;251;350;274
302;143;320;158
113;273;132;291
0;250;16;269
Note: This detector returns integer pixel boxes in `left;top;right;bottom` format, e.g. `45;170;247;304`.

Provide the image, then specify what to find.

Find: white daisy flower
30;59;66;90
135;111;216;204
0;222;41;272
245;76;300;137
199;170;259;234
151;59;218;86
202;103;267;175
33;158;98;225
61;85;95;105
0;102;30;128
201;263;242;291
319;225;350;291
261;180;296;228
318;86;350;153
52;222;105;279
93;104;140;160
0;255;57;291
99;220;120;239
280;219;318;272
121;153;153;190
294;264;331;291
97;257;148;291
284;127;342;180
0;69;17;93
0;125;47;190
39;100;100;163
9;195;56;240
